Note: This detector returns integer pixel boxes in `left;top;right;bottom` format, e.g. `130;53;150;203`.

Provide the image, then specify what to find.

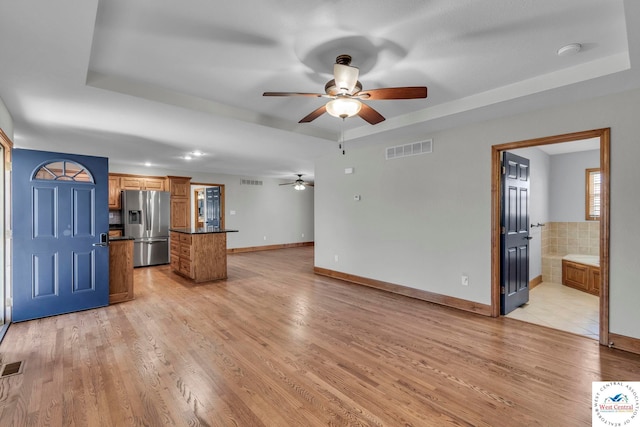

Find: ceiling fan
263;54;427;125
280;174;314;190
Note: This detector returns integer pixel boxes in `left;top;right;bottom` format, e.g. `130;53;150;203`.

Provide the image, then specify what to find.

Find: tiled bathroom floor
505;281;599;339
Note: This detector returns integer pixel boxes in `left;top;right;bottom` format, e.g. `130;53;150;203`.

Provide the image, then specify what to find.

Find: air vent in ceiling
386;139;432;160
240;179;263;186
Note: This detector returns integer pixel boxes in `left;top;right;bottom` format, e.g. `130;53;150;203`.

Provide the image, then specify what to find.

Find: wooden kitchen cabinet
170;231;228;282
108;176;121;209
109;239;134;304
108;229;123;237
110;173;169;211
168;176;190;197
168;176;191;229
120;176;166;191
171;198;190;229
562;260;600;296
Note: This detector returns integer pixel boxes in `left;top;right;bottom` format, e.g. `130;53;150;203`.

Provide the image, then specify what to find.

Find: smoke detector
557;43;582;57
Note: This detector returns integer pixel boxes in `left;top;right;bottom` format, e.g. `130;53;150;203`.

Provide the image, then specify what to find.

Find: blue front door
12;149;109;322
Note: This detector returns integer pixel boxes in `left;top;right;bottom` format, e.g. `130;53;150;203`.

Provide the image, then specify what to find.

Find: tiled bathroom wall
542;221;600;256
541;222;600;284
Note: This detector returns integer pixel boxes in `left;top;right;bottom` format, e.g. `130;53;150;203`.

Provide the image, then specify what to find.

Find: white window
585;168;600;221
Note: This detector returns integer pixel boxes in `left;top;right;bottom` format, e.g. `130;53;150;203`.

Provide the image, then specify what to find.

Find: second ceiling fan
263;54;427;125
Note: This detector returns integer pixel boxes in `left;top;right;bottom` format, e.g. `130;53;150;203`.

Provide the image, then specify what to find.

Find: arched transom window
32;160;94;183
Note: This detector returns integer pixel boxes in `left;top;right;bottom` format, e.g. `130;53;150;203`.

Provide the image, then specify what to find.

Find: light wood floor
1;247;639;426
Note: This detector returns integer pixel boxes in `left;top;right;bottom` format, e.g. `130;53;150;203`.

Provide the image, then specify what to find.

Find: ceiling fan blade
279;182;296;186
299;105;327;123
263;92;325;97
333;63;359;94
358;103;385;125
356;86;428;100
304;183;314;187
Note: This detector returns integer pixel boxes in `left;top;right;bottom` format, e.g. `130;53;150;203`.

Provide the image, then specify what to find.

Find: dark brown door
501;151;530;315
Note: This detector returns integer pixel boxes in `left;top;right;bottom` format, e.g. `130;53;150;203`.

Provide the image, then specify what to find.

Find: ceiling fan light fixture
294;183;306;190
333;63;359;94
326;98;362;119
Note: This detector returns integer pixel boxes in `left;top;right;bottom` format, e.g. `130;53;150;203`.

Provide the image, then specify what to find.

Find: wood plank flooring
1;246;639;426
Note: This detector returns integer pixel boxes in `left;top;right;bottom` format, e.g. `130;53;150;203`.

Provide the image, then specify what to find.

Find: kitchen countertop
109;236;135;241
170;227;239;235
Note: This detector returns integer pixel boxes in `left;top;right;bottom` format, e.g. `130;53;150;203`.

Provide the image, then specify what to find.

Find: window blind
586;168;600;220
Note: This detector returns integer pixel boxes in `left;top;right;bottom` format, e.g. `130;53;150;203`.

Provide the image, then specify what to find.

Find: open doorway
491;128;610;347
505;140;600;338
190;182;225;229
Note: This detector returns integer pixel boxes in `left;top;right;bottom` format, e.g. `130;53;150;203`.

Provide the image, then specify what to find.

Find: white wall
549;150;600;222
315;87;640;340
511;147;551;281
110;165;314;249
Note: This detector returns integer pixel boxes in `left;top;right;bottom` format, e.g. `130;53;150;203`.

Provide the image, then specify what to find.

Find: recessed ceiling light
557;43;582;57
183;155;192;160
191;150;204;157
144;161;151;167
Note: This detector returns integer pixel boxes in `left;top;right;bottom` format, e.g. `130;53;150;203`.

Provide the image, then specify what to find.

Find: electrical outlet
301;233;304;238
334;254;339;263
461;275;469;286
263;236;267;241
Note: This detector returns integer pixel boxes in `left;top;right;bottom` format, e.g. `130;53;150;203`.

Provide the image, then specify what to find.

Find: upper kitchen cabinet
168;176;191;229
109;173;167;209
120;175;166;191
108;175;121;209
168;176;190;198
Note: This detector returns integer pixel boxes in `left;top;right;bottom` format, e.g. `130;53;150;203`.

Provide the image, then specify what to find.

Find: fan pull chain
340;118;346;155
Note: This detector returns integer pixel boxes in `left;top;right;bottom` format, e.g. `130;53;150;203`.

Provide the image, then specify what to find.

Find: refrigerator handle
146;194;151;231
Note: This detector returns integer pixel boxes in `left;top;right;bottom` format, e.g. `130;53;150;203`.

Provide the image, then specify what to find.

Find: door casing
491;128;610;346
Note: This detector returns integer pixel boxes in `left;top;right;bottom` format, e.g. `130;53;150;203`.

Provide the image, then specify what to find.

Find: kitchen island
170;227;238;283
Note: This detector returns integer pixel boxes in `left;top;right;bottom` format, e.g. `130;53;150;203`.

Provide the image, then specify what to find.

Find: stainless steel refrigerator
122;190;171;267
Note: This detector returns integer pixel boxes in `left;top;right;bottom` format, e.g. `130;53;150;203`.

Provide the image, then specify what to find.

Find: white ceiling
1;0;638;179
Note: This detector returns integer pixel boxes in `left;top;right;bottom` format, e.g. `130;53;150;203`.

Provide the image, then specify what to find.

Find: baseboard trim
228;241;314;254
608;333;640;355
530;275;543;290
314;267;492;317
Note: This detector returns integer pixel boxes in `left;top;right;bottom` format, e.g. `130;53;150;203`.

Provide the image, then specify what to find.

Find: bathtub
562;254;599;267
562;254;600;295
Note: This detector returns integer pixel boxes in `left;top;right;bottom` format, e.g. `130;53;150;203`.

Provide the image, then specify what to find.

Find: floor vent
0;361;24;377
240;179;263;186
386;139;432;160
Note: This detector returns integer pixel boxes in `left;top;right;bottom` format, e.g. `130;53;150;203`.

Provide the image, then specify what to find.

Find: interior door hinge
501;286;505;294
501;226;506;235
502;165;506;175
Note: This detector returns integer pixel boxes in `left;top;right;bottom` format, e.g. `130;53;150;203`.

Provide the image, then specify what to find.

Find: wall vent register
386;139;432;160
240;179;263;186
